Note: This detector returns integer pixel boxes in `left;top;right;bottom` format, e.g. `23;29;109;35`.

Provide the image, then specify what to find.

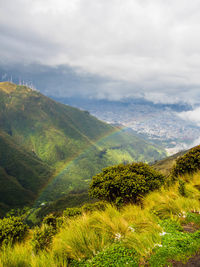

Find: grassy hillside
0;130;51;216
0;82;166;203
152;150;187;176
1;154;200;266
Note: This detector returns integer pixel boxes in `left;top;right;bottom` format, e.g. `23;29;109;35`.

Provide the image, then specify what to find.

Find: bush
0;216;28;245
81;201;108;213
43;214;57;228
172;145;200;178
89;163;164;205
63;207;82;218
31;225;56;253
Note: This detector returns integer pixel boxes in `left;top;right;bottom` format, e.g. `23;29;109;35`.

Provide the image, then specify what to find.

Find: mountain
152;150;186;176
0;129;51;215
0;82;166;205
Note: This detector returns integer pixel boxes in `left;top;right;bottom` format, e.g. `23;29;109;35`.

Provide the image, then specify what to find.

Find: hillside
0;145;200;266
152;150;187;176
0;130;51;216
0;82;166;203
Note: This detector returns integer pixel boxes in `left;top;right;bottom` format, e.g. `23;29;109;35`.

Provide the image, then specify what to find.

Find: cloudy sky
1;0;200;105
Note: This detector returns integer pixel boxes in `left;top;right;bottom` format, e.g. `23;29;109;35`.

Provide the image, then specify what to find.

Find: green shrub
0;216;28;245
6;207;30;219
43;214;57;228
81;202;108;213
63;207;82;218
31;225;56;253
89;243;139;267
172;145;200;178
89;163;164;205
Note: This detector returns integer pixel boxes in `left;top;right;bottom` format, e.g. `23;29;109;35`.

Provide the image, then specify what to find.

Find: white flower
159;231;167;236
154;244;163;248
128;226;135;232
114;233;122;241
179;211;186;218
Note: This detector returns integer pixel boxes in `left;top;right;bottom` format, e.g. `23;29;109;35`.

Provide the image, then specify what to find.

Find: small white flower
128;226;135;232
154;244;163;248
114;233;122;241
159;231;167;236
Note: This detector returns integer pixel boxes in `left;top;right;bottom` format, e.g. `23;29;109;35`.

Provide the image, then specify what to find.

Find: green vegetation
148;220;200;266
0;82;166;209
152;150;186;176
172;145;200;177
87;243;139;267
0;216;28;246
0;151;200;266
0;130;51;216
1;82;200;266
31;224;57;253
89;163;164;205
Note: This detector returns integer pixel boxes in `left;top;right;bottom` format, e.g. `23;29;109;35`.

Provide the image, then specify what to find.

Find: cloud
178;107;200;126
1;0;200;103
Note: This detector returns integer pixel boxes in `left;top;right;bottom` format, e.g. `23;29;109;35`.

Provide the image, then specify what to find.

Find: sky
1;0;200;108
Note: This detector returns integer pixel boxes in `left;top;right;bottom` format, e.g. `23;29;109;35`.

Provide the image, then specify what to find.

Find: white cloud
178;107;200;126
1;0;200;102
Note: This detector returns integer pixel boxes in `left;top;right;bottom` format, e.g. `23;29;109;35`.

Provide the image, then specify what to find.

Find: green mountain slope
0;82;166;203
152;150;187;176
0;130;51;215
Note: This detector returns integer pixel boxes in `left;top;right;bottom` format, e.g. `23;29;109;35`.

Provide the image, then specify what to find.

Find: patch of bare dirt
182;222;200;233
170;252;200;266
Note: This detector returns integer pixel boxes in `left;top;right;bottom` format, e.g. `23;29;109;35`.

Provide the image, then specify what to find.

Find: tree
89;162;164;205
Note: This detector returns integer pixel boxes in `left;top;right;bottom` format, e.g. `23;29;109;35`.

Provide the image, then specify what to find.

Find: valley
0;82;166;213
56;97;200;155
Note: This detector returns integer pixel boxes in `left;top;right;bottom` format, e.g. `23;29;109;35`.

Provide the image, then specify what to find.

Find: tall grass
52;205;162;261
0;243;69;267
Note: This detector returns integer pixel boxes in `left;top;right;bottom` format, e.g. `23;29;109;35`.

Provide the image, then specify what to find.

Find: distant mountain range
0;82;166;215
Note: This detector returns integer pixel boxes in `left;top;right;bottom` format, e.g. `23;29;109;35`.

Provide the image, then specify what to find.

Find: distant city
55;97;200;155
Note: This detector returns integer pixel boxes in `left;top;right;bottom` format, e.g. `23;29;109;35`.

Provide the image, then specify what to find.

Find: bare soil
170;253;200;266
